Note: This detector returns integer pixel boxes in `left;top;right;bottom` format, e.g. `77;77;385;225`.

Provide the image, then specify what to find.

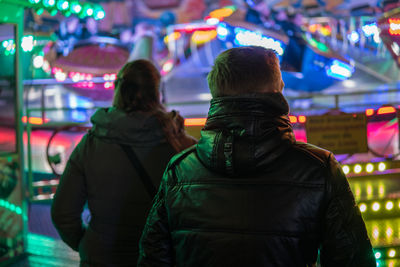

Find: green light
70;2;82;14
0;199;4;206
9;204;15;212
375;252;381;259
308;38;329;53
2;40;9;48
94;9;105;20
15;207;22;215
36;8;45;15
29;0;41;4
43;0;56;7
57;0;69;10
50;9;58;16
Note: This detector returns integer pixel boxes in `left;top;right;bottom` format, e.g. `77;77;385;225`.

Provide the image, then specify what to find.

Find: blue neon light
217;23;229;40
347;31;360;43
232;27;284;55
362;23;378;37
326;59;354;80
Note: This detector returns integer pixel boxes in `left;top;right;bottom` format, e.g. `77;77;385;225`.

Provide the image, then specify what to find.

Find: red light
184;118;207;126
51;67;62;74
174;24;217;33
104;82;115;90
377;106;396;115
298;115;306;123
365;108;374;116
289;115;297;123
22;116;50;125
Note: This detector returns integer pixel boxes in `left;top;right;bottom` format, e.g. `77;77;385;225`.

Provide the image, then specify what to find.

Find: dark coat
51;107;195;266
138;93;376;267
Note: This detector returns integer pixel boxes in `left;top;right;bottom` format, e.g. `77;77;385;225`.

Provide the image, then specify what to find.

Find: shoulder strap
119;144;157;198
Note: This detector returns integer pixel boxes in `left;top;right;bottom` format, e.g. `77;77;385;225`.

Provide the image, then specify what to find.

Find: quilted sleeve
320;154;376;267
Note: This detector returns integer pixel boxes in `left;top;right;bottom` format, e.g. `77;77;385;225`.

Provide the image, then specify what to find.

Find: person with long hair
51;59;196;266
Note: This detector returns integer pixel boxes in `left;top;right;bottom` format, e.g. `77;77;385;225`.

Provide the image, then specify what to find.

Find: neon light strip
0;199;22;215
22;116;50;125
233;27;284;56
377;106;396;115
326;60;354;80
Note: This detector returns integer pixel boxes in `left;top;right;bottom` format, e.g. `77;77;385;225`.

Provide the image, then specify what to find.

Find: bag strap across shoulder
119;144;157;199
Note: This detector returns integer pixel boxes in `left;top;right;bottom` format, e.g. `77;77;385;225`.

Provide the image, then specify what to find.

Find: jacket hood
90;107;165;146
196;93;296;176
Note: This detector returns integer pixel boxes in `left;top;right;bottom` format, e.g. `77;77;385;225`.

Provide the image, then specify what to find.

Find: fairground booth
0;0;400;265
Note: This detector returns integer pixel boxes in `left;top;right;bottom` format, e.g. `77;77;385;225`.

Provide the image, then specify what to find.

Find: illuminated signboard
306;114;368;154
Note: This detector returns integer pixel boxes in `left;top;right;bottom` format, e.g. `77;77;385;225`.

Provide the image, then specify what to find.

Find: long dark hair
112;59;192;150
113;59;163;113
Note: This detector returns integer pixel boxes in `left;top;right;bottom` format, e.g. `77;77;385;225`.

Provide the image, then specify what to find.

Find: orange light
308;24;319;33
184;118;207;127
22;116;50;125
289;115;297;123
209;7;234;19
191;30;217;45
389;18;400;36
163;32;181;44
377;106;396;115
298;115;306;123
365;108;374;116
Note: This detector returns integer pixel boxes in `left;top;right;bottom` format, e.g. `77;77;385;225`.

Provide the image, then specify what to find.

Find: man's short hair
207;46;282;97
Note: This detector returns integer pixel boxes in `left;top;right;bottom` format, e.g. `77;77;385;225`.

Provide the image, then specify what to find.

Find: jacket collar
197;93;295;176
207;92;290;120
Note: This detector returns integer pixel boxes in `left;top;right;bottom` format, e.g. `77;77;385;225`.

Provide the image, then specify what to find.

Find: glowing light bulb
372;202;380;211
342;165;350;175
386;201;394;210
55;71;67;82
33;55;44;68
354;164;362;174
388;249;396;258
86;8;93;16
366;163;374;173
375;251;381;259
94;9;105;20
378;162;386;172
359;203;367;213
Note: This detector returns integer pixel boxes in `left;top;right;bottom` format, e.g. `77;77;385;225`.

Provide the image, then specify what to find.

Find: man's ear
280;80;285;92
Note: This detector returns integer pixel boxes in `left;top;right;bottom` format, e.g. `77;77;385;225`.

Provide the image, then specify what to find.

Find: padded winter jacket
138;93;376;267
51;107;195;266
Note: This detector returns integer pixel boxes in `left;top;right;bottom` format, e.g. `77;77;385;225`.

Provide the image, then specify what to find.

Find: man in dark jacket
138;46;376;267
